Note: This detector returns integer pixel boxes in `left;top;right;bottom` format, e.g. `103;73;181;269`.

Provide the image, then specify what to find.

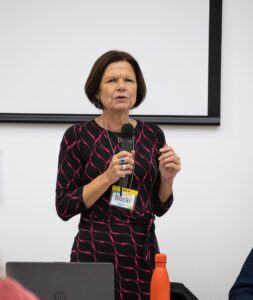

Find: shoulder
63;120;97;140
243;249;253;274
61;120;104;151
137;120;165;138
136;119;162;132
63;122;86;142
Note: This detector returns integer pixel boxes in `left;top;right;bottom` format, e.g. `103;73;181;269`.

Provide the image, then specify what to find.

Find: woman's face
97;61;137;113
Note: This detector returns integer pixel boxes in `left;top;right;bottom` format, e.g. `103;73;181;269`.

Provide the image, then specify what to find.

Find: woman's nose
116;79;126;91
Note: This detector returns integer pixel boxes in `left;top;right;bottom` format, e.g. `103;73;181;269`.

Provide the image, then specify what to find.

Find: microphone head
121;123;134;139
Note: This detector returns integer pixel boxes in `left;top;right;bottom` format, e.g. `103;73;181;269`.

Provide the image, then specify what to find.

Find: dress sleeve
152;125;174;217
55;125;86;221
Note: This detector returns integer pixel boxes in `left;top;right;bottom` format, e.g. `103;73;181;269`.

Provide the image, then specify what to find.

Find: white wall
0;0;253;299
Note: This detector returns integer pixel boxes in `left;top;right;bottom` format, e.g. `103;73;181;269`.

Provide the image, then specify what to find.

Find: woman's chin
112;103;131;111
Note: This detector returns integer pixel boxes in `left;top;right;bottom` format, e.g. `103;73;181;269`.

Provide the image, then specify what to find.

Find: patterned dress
56;119;173;300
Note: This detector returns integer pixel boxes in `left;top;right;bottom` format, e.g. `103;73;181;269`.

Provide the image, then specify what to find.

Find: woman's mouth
115;96;127;100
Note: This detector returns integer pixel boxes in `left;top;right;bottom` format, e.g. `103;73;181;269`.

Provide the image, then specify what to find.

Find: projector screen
0;0;222;124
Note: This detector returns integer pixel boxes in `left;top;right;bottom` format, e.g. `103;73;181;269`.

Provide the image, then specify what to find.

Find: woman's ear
95;93;103;109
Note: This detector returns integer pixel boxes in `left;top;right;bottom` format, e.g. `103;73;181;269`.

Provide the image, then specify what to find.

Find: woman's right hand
82;150;135;208
104;150;135;185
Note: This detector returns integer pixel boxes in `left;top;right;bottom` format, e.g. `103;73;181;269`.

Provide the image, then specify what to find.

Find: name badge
110;185;138;210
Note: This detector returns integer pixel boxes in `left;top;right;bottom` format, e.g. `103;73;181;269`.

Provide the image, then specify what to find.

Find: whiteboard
0;0;221;124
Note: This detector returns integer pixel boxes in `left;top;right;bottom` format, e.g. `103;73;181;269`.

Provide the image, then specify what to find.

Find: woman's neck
99;111;131;132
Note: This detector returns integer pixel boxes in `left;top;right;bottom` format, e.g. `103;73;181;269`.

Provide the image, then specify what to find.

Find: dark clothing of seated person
229;248;253;300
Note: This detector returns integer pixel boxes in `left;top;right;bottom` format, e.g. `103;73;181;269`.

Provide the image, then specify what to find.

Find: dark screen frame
0;0;222;125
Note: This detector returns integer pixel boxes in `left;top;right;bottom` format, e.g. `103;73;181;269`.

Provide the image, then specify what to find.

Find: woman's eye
107;79;116;83
126;78;135;83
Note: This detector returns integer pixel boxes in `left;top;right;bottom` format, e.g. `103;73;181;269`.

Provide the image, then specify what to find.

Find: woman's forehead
103;61;135;76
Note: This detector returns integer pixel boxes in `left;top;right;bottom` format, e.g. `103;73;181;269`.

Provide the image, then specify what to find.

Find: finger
160;158;181;167
158;150;175;161
119;169;133;178
163;163;181;171
119;157;127;165
118;156;135;166
117;150;134;158
159;145;173;153
173;152;180;160
175;155;181;163
119;163;134;171
160;154;181;166
159;147;180;164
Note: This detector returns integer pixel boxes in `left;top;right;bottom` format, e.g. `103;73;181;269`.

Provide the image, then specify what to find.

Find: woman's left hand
158;144;181;182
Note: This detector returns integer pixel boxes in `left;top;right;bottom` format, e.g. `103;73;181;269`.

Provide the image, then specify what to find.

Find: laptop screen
6;262;114;300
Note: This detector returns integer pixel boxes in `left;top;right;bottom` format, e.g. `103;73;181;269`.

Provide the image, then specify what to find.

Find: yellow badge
110;185;138;210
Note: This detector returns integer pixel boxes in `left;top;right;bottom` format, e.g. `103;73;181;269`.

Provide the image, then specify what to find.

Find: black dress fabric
56;119;173;300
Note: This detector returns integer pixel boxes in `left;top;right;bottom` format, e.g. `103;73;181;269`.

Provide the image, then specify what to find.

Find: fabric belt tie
143;217;158;269
81;217;158;268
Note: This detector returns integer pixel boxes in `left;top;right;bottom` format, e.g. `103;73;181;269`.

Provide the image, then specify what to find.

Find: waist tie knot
143;217;159;269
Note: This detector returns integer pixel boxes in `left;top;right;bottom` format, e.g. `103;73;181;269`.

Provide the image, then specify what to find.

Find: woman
56;50;181;299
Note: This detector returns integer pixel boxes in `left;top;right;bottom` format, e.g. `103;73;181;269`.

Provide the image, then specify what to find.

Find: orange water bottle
150;253;170;300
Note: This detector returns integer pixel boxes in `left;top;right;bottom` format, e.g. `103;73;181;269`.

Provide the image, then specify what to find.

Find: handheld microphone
119;123;134;188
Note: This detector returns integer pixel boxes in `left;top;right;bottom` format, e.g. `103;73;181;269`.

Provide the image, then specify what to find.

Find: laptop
6;262;114;300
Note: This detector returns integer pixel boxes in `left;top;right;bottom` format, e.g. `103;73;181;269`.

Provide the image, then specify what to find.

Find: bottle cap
155;253;167;263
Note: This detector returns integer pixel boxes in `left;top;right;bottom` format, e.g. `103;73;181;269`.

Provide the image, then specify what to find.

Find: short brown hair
85;50;146;109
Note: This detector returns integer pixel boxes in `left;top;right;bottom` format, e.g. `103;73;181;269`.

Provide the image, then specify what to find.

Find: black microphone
119;123;134;188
